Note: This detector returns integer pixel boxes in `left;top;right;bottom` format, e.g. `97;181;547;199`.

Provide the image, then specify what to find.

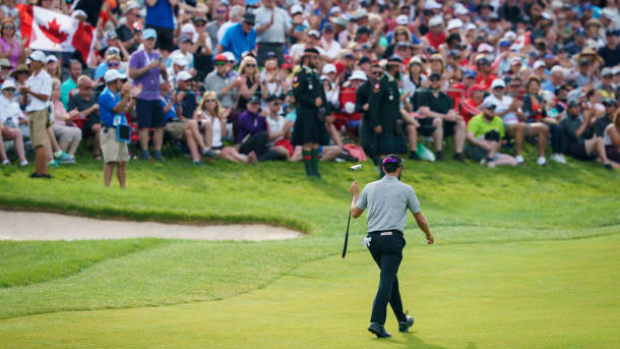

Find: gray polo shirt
356;176;421;233
204;70;236;109
254;6;291;44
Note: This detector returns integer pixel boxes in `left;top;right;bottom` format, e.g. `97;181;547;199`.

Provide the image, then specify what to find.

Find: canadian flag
17;5;95;63
510;31;531;52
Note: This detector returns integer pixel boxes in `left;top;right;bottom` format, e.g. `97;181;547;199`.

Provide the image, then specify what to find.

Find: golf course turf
0;155;619;348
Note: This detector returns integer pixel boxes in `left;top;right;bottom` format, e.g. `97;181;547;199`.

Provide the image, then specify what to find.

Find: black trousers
239;131;280;162
367;231;407;325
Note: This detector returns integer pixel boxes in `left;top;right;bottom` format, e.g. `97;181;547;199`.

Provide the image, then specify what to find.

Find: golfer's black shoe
368;322;391;338
399;315;414;332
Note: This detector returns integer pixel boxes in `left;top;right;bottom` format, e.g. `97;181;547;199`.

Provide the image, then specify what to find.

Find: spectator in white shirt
0;79;28;166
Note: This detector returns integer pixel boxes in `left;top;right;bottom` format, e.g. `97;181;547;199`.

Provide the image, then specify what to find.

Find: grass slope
1;234;619;349
0;155;619;347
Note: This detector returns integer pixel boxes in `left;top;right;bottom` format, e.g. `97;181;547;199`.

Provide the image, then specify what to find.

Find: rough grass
0;152;619;348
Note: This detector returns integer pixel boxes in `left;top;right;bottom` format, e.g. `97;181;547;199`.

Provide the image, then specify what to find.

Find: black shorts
566;142;596;161
136;99;165;128
145;25;174;52
443;120;457;137
417;117;436;137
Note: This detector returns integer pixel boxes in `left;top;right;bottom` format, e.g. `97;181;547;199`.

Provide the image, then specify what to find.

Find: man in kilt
292;48;330;178
368;56;408;176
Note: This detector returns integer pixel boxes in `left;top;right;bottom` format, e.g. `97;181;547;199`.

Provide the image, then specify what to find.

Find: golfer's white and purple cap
382;154;404;169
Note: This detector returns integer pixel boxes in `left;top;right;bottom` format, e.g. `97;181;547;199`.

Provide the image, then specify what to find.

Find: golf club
342;164;363;259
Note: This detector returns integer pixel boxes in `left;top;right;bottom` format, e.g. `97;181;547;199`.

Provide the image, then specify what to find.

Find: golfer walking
349;154;434;338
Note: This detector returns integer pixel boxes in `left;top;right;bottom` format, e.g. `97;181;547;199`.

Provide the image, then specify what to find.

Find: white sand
0;210;302;241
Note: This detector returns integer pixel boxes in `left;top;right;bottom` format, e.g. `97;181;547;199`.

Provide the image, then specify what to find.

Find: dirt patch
0;210;302;241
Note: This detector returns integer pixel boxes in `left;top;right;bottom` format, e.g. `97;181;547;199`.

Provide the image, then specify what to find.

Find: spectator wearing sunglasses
0;19;25;71
204;54;237;109
116;2;142;54
216;13;257;63
68;76;102;160
207;3;228;48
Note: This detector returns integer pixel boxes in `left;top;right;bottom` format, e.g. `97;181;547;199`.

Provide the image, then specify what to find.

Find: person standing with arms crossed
292;48;329;178
349;154;434;338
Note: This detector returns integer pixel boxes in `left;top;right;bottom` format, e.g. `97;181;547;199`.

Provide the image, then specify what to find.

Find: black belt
368;229;403;236
103;125;117;132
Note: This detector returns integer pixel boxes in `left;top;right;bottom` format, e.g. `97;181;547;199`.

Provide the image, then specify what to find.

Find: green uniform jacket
293;66;327;113
368;73;400;133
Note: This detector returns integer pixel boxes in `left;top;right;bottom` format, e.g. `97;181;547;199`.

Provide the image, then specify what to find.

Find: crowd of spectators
2;0;620;182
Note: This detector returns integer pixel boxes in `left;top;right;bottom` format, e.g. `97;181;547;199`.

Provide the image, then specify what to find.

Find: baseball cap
173;54;189;67
266;94;282;103
105;30;119;40
602;67;613;76
359;56;371;65
243;13;256;24
29;51;46;62
178;34;192;43
424;0;442;10
106;46;121;56
382;154;405;169
104;69;126;83
482;99;497;109
396;15;409;26
468;84;485;94
223;51;237;64
533;60;546;70
604;97;617;105
176;70;193;82
72;9;87;19
322;64;336;74
192;16;207;24
567;99;581;107
350;70;367;81
499;40;511;47
290;4;302;15
491;78;506;89
214;54;227;62
143;28;157;40
510;56;522;65
322;23;335;33
464;70;477;78
447;19;463;31
1;79;16;90
308;29;320;38
45;55;57;64
429;16;443;27
124;2;140;14
248;96;261;104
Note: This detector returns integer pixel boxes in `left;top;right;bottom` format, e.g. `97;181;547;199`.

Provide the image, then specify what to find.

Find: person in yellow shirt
465;99;518;168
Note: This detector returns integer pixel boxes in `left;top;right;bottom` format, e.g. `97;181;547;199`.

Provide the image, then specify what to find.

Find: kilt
292;109;329;146
373;131;408;155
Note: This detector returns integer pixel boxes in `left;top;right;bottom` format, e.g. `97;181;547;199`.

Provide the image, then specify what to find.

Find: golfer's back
356;176;421;233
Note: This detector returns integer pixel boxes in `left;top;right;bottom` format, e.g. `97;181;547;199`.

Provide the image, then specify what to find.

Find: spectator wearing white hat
0;79;28;167
167;34;195;71
99;69;141;188
289;30;325;63
21;51;53;178
167;54;189;88
116;2;142;54
45;55;60;80
424;16;446;50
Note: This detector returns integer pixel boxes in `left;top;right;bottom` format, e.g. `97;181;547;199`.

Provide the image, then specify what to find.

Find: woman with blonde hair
194;90;229;157
384;25;412;58
0;19;26;68
233;56;261;112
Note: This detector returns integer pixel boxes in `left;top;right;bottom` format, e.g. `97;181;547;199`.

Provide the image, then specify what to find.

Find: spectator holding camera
99;69;142;188
465;99;517;167
128;28;168;161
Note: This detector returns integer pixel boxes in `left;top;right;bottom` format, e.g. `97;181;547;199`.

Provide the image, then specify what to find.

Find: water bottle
113;114;121;126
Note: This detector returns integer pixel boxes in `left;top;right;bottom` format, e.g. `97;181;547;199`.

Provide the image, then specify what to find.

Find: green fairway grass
1;155;619;348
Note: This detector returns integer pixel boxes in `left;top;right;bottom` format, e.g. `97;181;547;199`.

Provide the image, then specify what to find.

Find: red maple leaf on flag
39;18;68;44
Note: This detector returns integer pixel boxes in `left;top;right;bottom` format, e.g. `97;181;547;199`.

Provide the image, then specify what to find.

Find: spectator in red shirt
459;84;485;124
475;56;496;90
424;16;446;50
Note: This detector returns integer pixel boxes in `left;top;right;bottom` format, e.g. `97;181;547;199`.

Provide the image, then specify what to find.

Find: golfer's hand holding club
342;165;363;258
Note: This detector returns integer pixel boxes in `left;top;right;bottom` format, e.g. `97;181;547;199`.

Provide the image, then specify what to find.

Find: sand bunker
0;210;302;241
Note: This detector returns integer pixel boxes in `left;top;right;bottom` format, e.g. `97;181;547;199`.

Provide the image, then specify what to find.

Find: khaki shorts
28;110;50;149
101;128;130;163
164;121;185;140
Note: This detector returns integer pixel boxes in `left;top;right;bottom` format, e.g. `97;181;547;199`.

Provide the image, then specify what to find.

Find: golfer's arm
350;195;364;218
413;212;432;237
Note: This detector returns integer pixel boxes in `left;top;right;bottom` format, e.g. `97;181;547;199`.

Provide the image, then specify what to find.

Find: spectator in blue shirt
217;13;257;62
98;69;141;188
145;0;175;53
